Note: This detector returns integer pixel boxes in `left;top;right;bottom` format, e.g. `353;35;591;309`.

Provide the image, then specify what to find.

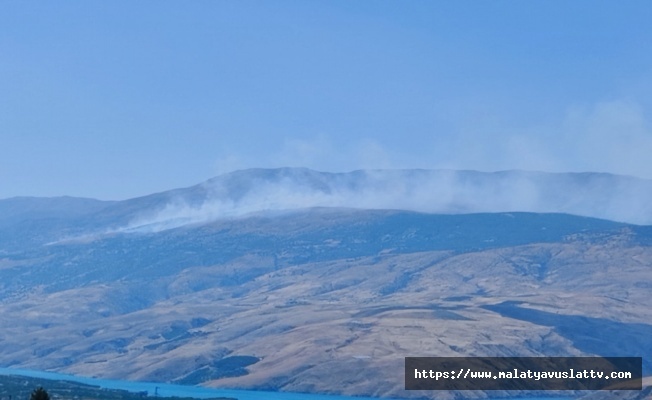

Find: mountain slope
0;210;651;399
1;168;651;399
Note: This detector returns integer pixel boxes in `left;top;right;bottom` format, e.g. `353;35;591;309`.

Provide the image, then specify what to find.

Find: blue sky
2;1;651;200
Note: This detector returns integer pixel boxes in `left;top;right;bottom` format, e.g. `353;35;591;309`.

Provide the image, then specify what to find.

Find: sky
2;1;652;200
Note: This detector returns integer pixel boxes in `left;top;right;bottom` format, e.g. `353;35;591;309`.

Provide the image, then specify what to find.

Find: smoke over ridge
123;168;652;232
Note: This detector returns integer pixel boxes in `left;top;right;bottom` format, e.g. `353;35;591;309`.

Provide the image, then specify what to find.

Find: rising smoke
121;168;652;232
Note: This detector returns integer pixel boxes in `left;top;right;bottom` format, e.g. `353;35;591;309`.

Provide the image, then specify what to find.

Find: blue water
0;367;572;400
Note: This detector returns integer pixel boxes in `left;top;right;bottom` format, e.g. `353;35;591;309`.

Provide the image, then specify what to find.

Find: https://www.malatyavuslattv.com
414;367;634;381
405;357;643;391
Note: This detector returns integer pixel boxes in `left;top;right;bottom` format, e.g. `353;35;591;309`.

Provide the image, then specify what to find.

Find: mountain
3;168;652;238
0;168;651;399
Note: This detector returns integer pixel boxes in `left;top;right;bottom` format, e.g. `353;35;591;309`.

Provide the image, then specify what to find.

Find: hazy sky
2;1;651;200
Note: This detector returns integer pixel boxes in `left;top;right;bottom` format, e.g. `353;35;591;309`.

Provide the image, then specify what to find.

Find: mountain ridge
3;168;652;236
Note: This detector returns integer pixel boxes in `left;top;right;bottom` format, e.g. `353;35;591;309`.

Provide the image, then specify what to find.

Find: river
0;367;573;400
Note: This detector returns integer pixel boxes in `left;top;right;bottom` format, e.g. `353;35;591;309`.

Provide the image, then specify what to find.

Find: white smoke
120;168;652;232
